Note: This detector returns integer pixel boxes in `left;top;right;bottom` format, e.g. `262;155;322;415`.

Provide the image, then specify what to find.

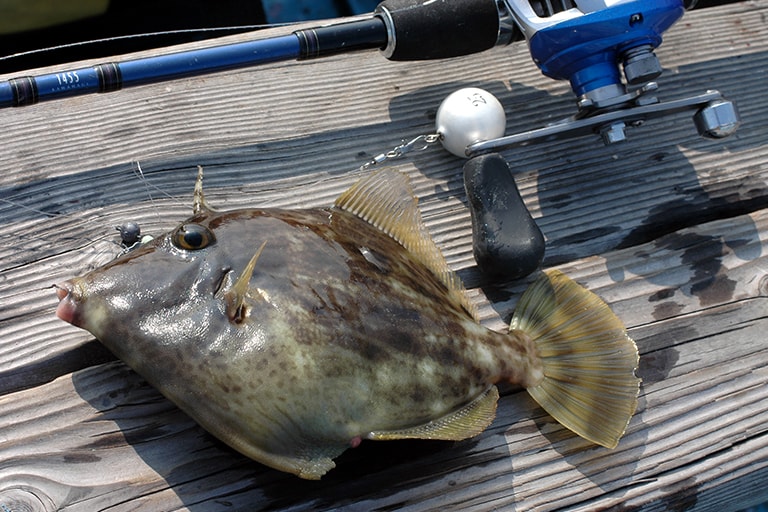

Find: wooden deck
1;2;767;510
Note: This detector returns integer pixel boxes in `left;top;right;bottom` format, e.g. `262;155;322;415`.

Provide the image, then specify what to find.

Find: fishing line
130;161;188;215
0;196;66;219
1;162;187;265
0;199;115;268
0;24;297;66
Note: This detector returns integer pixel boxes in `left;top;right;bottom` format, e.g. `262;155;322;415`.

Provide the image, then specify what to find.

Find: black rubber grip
376;0;500;61
463;154;545;280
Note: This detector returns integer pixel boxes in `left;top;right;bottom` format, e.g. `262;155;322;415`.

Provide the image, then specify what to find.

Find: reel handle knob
463;153;545;280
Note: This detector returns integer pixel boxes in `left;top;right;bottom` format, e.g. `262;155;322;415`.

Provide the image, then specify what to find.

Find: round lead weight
436;87;506;157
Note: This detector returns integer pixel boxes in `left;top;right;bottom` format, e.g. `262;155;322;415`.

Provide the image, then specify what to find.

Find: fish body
56;168;640;479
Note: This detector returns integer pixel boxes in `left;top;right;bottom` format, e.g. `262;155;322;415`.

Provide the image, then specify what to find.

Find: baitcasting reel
462;0;740;155
418;0;740;279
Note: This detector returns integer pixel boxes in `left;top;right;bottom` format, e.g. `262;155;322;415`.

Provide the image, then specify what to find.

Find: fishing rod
2;0;741;280
0;0;511;109
0;0;738;149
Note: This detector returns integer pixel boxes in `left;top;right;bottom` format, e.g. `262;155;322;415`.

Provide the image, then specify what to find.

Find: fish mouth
54;280;85;327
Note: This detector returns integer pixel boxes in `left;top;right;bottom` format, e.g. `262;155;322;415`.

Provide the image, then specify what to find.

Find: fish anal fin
335;169;478;319
368;385;498;442
512;270;641;449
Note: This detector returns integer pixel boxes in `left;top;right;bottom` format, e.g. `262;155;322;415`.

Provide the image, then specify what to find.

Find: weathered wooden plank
0;206;765;511
0;1;766;510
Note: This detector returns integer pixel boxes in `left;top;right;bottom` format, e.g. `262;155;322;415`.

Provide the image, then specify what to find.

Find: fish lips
54;280;85;328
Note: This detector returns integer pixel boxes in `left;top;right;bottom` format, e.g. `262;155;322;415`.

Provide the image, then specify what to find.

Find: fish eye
173;223;215;250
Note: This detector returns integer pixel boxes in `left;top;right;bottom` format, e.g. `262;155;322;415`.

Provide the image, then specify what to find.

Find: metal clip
360;134;441;171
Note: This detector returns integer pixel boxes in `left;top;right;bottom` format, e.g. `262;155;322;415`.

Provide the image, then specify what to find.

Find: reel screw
694;99;740;139
600;122;627;145
623;45;662;85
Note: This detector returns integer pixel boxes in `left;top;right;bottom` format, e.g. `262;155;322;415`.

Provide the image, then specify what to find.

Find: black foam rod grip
376;0;500;61
463;153;545;280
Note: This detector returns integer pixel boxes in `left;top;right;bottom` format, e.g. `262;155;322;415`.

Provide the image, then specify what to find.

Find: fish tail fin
510;270;640;448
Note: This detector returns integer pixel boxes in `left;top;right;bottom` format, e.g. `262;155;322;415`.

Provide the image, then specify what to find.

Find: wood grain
0;1;767;510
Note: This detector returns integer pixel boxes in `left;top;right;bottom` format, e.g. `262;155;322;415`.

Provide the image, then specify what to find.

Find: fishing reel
413;0;740;279
458;0;740;154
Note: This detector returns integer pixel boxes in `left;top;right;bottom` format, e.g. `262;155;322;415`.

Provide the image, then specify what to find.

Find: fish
54;167;640;480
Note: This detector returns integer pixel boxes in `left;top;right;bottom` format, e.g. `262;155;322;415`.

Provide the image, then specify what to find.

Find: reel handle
463;153;544;281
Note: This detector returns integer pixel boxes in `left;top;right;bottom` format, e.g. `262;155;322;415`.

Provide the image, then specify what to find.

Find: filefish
55;167;640;479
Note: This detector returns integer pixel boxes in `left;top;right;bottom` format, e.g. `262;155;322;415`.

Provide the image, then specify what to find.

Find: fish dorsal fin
335;169;477;319
193;165;217;214
367;385;499;441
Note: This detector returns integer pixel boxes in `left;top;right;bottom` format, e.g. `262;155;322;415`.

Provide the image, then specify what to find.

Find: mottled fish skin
56;168;641;479
56;203;537;478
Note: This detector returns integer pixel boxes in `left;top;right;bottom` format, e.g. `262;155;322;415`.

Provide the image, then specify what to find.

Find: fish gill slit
214;266;233;297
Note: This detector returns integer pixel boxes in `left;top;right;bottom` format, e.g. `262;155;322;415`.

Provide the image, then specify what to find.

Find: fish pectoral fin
367;386;499;442
224;241;268;323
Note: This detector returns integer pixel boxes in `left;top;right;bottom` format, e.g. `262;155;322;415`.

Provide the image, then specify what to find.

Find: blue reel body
509;0;686;98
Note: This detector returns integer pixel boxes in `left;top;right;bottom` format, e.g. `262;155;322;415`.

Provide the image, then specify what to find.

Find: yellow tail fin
510;270;640;448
